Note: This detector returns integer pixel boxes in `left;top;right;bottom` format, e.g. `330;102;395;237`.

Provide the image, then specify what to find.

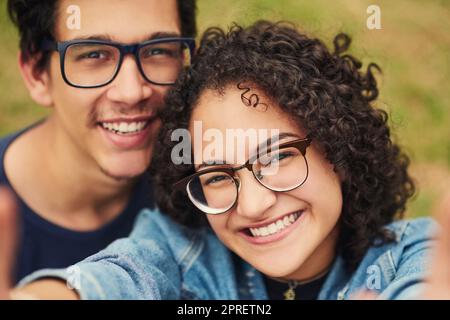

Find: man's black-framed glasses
173;138;312;215
41;37;195;88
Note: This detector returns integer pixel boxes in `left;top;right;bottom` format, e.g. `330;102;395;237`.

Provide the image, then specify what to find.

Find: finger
0;187;18;299
350;290;378;300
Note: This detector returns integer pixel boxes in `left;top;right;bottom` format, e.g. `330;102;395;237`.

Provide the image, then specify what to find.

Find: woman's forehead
189;86;303;134
186;88;307;165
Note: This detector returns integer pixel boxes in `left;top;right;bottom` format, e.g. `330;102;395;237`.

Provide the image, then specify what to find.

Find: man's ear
18;52;53;107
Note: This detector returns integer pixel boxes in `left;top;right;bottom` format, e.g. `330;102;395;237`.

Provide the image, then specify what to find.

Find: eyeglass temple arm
40;39;57;51
300;137;312;156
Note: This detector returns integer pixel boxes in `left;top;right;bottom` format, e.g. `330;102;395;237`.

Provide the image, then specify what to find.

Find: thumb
0;186;18;299
350;290;378;300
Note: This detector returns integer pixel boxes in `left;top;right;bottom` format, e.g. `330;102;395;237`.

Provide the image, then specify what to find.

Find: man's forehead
55;0;181;42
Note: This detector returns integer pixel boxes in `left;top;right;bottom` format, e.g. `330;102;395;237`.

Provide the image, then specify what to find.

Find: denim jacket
19;208;436;300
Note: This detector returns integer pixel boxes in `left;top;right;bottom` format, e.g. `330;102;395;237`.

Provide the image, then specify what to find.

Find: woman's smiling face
189;85;343;281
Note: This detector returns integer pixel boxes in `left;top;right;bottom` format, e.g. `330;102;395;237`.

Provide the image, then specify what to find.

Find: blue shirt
0;122;154;283
20;208;436;300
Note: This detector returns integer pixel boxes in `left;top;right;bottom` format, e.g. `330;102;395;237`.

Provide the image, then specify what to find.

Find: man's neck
4;117;139;231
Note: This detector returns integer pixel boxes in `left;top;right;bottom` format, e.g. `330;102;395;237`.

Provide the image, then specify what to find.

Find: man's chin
100;166;147;182
96;151;152;182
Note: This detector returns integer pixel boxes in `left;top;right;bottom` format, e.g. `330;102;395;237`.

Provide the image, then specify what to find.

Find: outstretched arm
1;186;184;300
352;191;450;300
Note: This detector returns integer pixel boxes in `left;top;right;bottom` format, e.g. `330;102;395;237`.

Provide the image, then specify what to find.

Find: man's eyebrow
145;32;183;41
68;32;182;43
195;132;300;171
70;34;114;41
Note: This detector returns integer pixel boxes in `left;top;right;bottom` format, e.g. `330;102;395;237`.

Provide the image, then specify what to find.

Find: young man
1;0;196;283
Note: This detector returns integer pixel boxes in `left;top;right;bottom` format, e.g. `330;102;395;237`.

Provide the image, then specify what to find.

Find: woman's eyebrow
195;132;300;170
196;160;229;171
256;132;300;152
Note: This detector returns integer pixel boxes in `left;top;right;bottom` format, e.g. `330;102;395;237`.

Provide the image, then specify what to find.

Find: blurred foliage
0;0;449;217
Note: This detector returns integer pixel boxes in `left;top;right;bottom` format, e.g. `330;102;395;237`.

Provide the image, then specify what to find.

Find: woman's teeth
249;211;302;237
101;121;148;135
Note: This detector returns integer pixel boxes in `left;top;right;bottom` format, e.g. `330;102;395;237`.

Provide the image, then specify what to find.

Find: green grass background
0;0;449;217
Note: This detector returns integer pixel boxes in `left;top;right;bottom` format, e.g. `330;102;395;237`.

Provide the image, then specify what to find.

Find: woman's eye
263;152;294;166
204;175;231;186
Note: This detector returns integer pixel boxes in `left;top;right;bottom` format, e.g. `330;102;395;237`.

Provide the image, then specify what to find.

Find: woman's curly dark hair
150;21;415;271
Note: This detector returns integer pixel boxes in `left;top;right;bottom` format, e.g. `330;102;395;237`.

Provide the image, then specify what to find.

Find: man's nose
106;56;153;105
235;172;277;219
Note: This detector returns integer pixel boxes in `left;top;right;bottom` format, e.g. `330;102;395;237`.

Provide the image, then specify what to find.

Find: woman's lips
239;210;306;245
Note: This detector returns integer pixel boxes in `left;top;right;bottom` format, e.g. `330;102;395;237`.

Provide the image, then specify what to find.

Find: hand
0;186;18;300
424;191;450;299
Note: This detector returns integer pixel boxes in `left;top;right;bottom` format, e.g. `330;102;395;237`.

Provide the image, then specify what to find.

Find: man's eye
78;51;109;60
142;48;176;58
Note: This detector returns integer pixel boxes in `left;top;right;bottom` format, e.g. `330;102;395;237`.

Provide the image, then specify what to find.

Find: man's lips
96;114;159;149
96;113;158;135
97;114;155;124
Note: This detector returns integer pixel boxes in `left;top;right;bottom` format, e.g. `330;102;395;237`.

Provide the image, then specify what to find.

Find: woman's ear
335;166;347;184
18;51;53;107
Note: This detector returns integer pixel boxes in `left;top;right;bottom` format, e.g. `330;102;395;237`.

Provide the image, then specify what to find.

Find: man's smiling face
45;0;181;180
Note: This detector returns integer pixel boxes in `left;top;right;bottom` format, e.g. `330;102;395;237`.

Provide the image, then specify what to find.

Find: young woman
149;21;435;300
8;21;436;300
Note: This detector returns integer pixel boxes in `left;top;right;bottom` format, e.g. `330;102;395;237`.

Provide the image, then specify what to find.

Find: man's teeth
249;212;302;237
101;121;147;134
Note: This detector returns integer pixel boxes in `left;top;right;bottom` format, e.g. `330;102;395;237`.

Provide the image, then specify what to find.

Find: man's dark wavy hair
151;21;416;270
7;0;197;72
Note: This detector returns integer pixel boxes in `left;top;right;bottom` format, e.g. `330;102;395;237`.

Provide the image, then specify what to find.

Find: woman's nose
235;172;277;219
